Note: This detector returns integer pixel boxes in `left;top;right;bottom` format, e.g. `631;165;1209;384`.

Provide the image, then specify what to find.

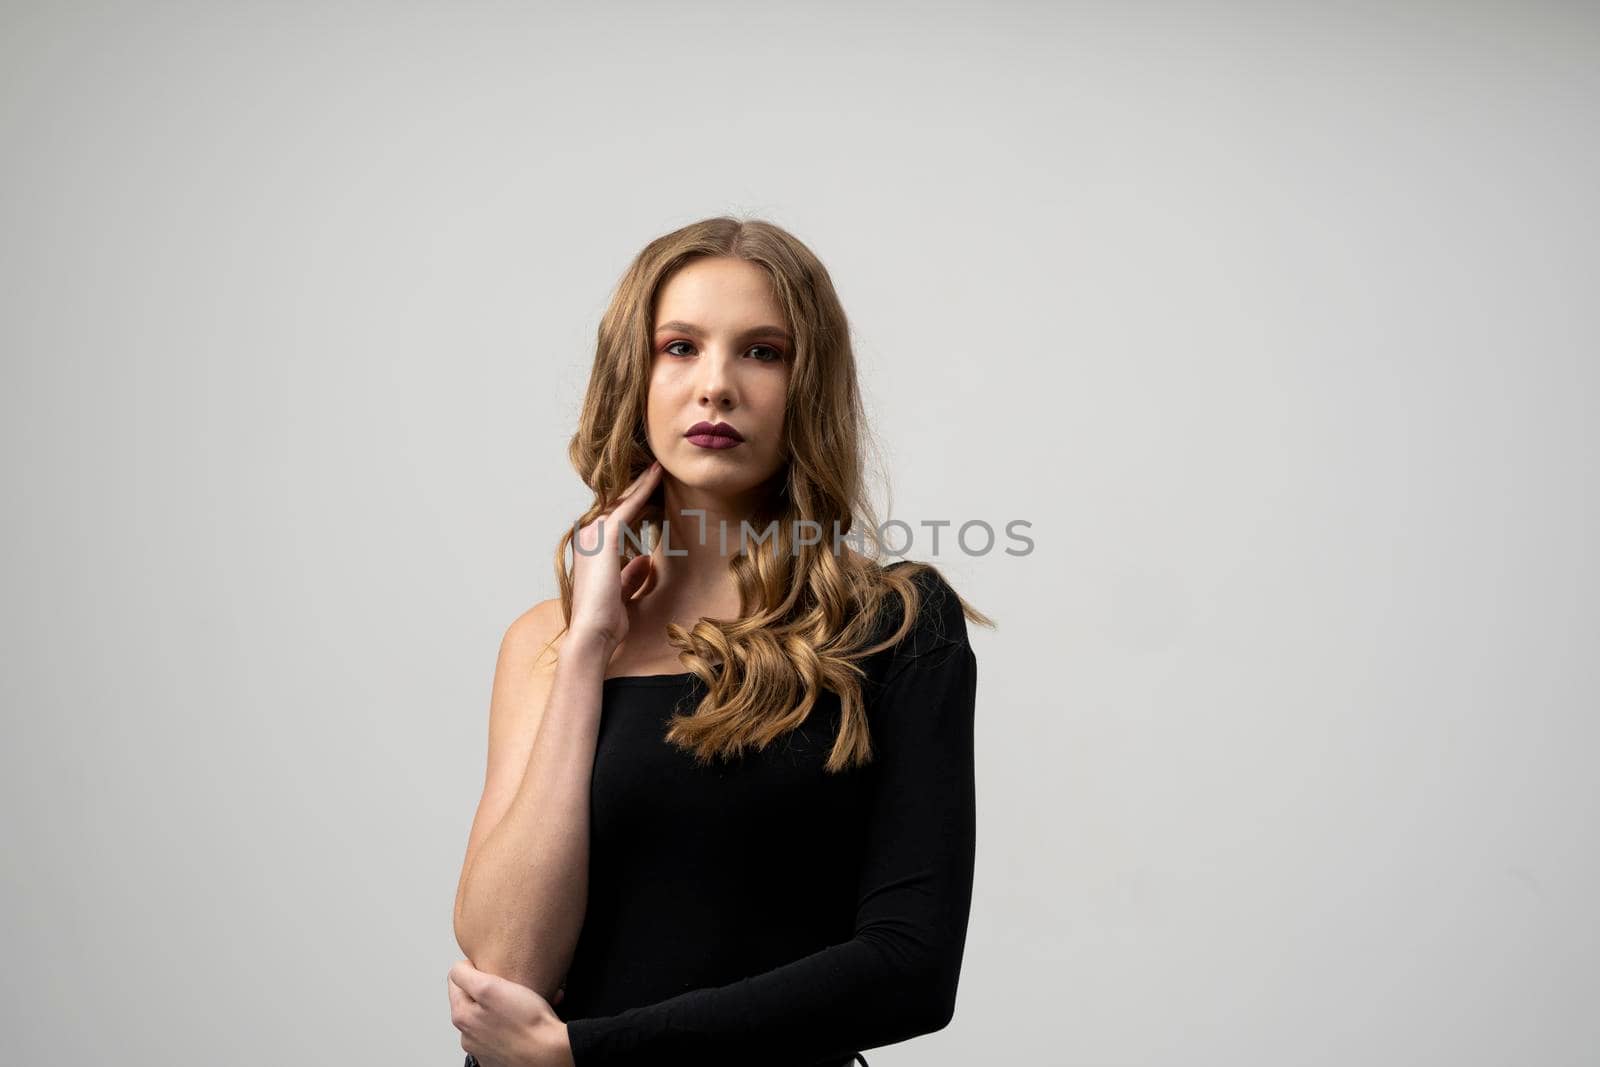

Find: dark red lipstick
684;421;745;450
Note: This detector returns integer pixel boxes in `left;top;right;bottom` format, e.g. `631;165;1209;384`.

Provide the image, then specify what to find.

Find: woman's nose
701;385;735;409
697;354;737;407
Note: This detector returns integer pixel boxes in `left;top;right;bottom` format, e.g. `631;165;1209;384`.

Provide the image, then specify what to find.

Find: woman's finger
447;974;475;1030
448;960;493;1006
580;462;660;560
619;551;653;602
600;460;659;514
606;460;663;528
622;458;661;496
448;961;475;996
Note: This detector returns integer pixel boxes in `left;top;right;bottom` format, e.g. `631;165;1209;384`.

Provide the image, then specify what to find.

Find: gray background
3;2;1595;1064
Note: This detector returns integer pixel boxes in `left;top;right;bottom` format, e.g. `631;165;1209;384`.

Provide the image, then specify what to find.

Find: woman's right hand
568;460;663;651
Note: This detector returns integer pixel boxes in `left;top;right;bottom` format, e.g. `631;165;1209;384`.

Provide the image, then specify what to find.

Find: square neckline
602;671;696;687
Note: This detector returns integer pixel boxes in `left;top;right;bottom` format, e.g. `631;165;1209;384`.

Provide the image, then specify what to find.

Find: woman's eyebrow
654;320;793;343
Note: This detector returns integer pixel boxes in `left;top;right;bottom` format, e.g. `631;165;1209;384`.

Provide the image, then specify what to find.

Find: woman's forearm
453;630;613;998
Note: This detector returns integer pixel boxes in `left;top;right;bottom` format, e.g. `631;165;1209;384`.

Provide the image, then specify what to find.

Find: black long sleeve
564;576;979;1067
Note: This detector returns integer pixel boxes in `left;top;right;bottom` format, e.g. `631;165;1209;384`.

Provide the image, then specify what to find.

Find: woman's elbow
855;929;968;1035
887;957;964;1036
919;964;962;1033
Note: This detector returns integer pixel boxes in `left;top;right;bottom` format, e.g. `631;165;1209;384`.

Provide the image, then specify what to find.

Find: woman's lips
686;433;744;450
684;421;745;450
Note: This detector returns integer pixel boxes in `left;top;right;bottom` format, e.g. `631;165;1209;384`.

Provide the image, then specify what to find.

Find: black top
465;561;978;1067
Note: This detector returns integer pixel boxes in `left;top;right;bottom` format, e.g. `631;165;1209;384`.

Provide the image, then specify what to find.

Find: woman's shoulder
501;596;567;671
873;558;971;659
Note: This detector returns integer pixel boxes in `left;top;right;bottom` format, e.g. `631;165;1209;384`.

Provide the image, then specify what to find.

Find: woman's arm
564;579;979;1067
453;600;614;1000
454;461;662;1001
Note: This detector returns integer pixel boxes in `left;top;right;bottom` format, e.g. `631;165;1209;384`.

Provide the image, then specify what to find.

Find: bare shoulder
498;596;567;675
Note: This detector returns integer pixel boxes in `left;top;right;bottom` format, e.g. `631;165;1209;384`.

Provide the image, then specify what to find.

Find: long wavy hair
551;216;992;772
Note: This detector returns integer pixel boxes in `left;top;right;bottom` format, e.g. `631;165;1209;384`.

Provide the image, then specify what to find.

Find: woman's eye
662;341;784;363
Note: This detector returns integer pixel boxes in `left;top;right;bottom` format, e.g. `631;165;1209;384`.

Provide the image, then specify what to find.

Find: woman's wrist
541;1019;575;1067
560;620;614;655
558;627;617;672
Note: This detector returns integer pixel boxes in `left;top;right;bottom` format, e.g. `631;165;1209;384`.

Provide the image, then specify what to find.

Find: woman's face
645;256;792;507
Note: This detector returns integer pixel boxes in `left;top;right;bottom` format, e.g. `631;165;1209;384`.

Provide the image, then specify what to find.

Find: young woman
447;217;991;1067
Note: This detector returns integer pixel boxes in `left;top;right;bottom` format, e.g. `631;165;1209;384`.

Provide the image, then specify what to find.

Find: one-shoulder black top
464;561;978;1067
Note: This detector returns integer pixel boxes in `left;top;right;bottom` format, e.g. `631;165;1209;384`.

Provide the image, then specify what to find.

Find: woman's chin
659;466;777;505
